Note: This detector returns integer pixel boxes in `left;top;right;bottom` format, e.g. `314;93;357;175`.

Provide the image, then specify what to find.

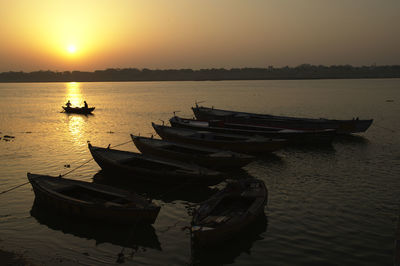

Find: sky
0;0;399;72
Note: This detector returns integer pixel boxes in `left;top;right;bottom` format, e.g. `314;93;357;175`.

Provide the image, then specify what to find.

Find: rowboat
170;116;336;145
131;134;255;169
152;123;287;153
192;105;373;134
88;143;224;186
191;178;268;246
27;173;160;224
62;106;95;114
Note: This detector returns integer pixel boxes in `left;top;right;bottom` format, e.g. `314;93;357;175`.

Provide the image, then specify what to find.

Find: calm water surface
0;79;399;265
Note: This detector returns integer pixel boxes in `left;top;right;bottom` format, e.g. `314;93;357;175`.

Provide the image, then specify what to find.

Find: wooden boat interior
198;196;255;227
133;136;253;160
56;185;131;205
160;144;213;155
119;156;186;172
139;138;212;155
196;180;266;228
167;127;250;141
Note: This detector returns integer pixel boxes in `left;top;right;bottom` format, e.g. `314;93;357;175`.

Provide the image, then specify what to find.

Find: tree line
0;64;399;82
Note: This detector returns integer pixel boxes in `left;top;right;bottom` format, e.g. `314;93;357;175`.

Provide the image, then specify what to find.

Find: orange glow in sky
0;0;399;72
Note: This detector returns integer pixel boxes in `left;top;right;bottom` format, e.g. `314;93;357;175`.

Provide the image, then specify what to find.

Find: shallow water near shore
0;79;399;265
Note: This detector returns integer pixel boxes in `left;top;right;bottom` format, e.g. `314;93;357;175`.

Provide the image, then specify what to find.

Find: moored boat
27;173;160;224
88;143;224;186
62;106;95;114
192;105;373;134
131;134;255;169
152;123;287;154
191;178;268;246
170;116;336;145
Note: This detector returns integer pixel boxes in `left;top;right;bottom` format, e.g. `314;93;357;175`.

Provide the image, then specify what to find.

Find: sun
67;44;77;54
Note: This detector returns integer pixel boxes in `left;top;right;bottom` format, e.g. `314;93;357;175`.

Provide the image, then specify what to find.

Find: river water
0;79;399;265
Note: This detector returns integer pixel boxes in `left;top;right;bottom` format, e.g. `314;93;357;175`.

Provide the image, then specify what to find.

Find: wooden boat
192;105;373;134
170;116;336;145
191;178;267;246
88;143;224;186
27;173;160;224
62;106;95;114
152;123;287;154
131;134;255;170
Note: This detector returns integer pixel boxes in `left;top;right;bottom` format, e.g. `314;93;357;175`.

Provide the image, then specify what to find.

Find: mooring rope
59;157;94;177
0;139;133;195
0;181;31;195
109;140;133;149
374;124;397;133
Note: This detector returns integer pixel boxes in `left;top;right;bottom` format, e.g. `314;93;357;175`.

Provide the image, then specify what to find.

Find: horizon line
2;63;400;73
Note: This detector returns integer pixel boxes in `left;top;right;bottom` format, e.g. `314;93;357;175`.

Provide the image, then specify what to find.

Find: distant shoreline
1;77;400;84
1;64;399;83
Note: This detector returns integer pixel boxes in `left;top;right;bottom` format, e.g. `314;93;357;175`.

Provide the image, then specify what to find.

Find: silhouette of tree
0;65;399;82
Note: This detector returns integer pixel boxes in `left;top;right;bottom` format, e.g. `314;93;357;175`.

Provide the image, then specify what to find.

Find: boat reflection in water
190;214;268;265
30;200;161;251
92;170;217;204
332;133;370;145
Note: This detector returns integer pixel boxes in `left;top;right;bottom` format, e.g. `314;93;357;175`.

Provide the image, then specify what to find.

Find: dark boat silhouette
131;134;255;170
170;116;336;145
88;143;224;186
152;122;287;154
192;105;373;134
62;106;95;114
27;173;160;224
191;178;268;247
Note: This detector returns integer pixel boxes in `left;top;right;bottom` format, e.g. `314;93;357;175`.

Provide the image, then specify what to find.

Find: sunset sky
1;0;399;72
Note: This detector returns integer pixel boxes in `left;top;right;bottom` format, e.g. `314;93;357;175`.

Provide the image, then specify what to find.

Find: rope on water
374;124;397;133
110;140;133;149
0;181;30;195
60;157;94;177
58;139;133;178
0;139;133;195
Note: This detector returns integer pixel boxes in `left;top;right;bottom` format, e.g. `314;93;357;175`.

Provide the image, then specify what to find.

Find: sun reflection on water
67;115;86;142
65;82;84;107
64;82;88;144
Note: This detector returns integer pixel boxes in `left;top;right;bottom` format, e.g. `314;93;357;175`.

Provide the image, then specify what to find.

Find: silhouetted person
66;100;71;108
84;101;88;109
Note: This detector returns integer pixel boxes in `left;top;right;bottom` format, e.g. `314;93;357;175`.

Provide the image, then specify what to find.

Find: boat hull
62;106;95;114
131;135;255;169
191;179;268;246
27;173;160;224
152;123;287;154
170;116;336;145
192;106;373;134
88;144;224;186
